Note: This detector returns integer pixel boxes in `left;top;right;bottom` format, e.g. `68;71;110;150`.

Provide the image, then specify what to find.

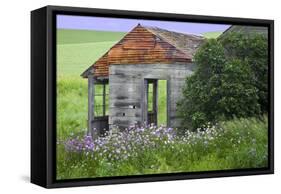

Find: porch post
143;79;148;125
167;79;171;127
153;80;158;126
88;75;95;136
102;83;106;116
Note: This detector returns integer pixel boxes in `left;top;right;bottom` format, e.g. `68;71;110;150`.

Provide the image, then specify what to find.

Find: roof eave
81;66;94;78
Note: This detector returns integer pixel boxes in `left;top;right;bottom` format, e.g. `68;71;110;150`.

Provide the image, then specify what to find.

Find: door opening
145;79;167;127
157;80;167;126
147;80;157;126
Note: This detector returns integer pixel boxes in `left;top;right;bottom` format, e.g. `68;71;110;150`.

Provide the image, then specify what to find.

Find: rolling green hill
57;29;126;45
57;29;126;76
203;31;223;39
57;41;117;76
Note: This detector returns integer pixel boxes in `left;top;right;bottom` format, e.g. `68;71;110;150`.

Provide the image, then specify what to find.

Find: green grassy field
57;29;126;44
57;41;118;76
203;31;223;39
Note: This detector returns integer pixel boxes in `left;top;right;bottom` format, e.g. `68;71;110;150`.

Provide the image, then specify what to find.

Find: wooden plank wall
108;63;194;129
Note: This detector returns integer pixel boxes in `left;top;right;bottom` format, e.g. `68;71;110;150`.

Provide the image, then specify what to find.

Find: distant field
57;29;126;44
57;41;117;76
203;31;223;39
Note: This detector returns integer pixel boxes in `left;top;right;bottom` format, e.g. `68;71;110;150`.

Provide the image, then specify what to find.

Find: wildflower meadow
57;116;268;179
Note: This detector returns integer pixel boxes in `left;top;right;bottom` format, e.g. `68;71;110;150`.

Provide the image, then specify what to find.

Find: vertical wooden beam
102;83;106;116
153;80;158;126
88;75;94;135
143;79;148;125
166;79;171;127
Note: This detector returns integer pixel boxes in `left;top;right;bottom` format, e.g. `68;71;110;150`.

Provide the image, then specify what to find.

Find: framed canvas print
31;5;274;188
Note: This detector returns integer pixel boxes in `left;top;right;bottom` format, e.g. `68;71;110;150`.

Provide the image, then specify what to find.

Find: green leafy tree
177;38;261;130
220;32;268;113
218;59;260;119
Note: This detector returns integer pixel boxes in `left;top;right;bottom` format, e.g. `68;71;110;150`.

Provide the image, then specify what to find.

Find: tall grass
57;76;88;140
57;116;268;179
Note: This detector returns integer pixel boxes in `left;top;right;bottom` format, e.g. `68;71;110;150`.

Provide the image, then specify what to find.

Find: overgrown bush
220;32;268;113
177;32;268;129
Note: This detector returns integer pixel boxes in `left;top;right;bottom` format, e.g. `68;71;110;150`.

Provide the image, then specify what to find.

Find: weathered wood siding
109;63;195;129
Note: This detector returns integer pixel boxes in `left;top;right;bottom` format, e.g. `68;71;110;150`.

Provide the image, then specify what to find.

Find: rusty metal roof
145;26;204;58
81;24;205;78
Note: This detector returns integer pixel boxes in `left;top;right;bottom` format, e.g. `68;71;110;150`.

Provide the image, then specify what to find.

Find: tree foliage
220;32;268;113
177;32;267;130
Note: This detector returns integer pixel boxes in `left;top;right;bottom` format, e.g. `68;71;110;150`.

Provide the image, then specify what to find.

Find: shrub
177;34;266;129
220;32;268;113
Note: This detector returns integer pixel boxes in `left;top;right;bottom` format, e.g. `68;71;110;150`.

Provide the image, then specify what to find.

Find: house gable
82;24;205;78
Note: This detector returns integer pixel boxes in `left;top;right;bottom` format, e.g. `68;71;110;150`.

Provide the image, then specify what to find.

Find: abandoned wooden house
81;24;205;135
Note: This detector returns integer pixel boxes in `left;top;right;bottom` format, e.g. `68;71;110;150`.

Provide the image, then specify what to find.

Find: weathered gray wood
102;83;106;116
109;77;142;85
111;116;142;126
110;83;141;95
110;63;194;70
111;109;142;117
166;79;171;126
88;75;94;135
109;63;194;129
110;100;141;108
153;80;158;125
143;79;148;125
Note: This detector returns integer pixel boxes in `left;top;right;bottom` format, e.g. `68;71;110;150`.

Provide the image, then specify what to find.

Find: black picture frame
31;5;274;188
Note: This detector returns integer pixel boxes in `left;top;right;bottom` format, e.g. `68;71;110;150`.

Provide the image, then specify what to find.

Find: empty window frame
94;83;109;117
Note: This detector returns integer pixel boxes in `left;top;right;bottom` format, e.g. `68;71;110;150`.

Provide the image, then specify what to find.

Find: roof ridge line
143;25;204;38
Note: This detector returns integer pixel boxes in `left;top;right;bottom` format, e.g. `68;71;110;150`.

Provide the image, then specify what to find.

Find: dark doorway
144;79;168;127
147;79;158;125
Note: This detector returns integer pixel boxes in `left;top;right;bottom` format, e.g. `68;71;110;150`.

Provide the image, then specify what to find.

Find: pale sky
57;15;230;35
